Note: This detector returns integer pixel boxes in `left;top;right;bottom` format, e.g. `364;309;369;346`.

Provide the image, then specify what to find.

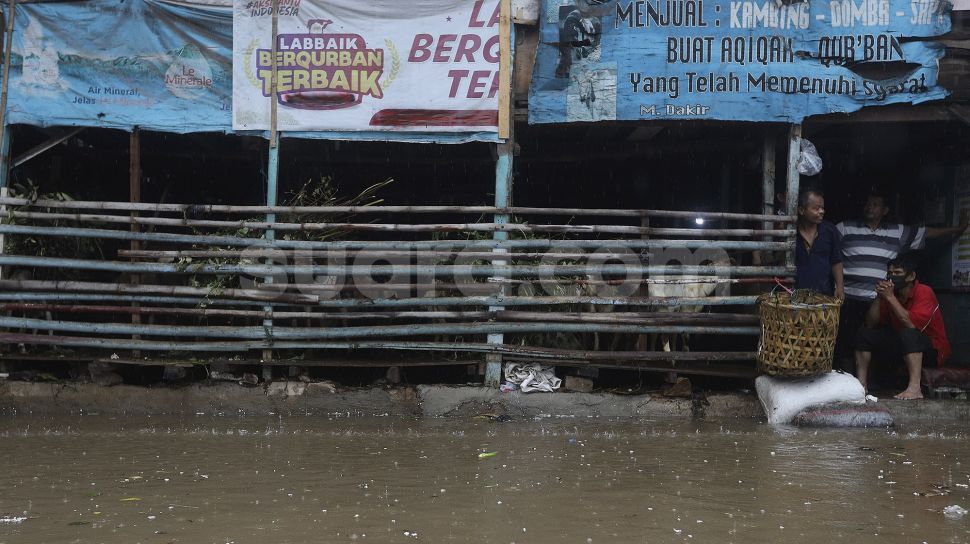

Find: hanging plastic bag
797;138;823;176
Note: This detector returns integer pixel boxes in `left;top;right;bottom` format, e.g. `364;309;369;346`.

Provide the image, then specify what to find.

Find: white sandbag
755;371;865;425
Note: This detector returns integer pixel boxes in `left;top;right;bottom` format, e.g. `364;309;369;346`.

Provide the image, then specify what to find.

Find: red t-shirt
879;280;952;366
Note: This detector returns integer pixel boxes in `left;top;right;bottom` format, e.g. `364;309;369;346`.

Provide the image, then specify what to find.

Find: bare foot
894;388;923;400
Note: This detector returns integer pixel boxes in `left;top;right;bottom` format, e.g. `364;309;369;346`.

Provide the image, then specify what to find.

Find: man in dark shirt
794;189;844;298
855;255;951;400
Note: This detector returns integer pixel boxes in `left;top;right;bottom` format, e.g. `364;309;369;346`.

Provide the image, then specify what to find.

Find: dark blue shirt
795;220;842;295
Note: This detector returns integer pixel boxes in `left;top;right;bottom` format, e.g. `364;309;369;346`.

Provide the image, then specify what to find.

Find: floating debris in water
944;505;968;519
478;452;497;459
0;516;27;524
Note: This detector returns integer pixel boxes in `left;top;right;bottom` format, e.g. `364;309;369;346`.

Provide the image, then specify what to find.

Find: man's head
887;254;917;292
797;189;825;224
863;191;890;223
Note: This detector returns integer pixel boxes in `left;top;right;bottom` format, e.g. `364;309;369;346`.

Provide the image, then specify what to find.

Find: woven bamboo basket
757;290;842;377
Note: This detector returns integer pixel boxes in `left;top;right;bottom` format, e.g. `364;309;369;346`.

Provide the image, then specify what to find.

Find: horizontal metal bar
3;210;794;238
0;303;492;320
0;224;794;251
500;357;758;378
0;303;758;324
0;279;320;303
0;332;759;361
0;291;760;307
0;196;795;223
82;356;756;378
0;255;793;278
0;315;760;339
0;293;268;306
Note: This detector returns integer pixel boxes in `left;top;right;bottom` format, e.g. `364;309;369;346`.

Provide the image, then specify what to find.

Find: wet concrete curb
0;381;421;417
0;381;761;419
0;381;965;423
881;398;970;425
416;385;764;418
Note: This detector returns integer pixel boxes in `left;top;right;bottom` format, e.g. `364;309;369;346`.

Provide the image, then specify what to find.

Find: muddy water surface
1;415;969;543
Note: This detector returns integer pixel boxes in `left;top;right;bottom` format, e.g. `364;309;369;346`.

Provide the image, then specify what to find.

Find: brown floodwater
0;414;968;544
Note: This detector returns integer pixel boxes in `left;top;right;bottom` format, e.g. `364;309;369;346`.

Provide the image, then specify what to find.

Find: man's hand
875;279;896;301
835;284;845;301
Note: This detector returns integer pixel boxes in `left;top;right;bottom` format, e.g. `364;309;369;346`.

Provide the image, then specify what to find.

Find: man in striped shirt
834;192;968;371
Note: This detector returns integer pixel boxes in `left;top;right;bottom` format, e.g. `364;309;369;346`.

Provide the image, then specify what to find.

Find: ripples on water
0;415;968;543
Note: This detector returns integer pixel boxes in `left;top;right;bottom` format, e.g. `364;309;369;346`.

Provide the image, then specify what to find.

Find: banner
529;0;951;123
232;0;501;133
4;0;233;133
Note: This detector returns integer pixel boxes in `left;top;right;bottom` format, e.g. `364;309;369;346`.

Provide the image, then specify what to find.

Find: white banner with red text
232;0;501;133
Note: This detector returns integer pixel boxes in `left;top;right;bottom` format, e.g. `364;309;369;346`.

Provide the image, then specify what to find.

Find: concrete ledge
881;399;970;425
0;381;421;417
417;385;762;418
0;381;762;419
1;380;965;423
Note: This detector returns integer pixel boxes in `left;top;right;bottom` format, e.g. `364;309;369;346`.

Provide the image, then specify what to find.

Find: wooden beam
129;128;142;358
12;127;85;168
805;104;954;124
498;0;512;140
784;124;801;270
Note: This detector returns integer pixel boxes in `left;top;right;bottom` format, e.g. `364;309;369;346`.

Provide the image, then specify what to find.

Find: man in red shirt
855;255;951;400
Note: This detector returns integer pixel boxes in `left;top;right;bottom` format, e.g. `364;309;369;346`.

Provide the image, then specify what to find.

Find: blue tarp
529;0;952;123
2;0;497;143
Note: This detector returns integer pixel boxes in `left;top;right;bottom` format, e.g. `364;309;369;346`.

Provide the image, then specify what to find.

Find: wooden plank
0;0;16;132
498;0;512;139
784;124;801;270
129;128;142;357
12;127;85;168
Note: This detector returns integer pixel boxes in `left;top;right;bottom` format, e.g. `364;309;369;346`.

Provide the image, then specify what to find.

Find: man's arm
927;209;969;239
832;262;844;300
881;291;915;329
830;224;844;300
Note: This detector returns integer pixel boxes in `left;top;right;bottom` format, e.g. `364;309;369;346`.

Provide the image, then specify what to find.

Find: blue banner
529;0;952;123
4;0;234;133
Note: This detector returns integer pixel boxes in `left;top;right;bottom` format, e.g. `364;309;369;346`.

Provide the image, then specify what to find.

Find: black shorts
834;297;871;369
855;326;938;367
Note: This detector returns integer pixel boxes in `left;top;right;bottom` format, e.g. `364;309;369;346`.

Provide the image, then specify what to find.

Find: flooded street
1;415;969;544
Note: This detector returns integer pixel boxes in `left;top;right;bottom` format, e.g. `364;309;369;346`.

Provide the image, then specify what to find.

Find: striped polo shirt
836;220;925;301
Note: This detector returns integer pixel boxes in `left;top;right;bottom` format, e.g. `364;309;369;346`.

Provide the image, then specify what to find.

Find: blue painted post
485;0;513;387
263;0;280;378
263;144;279;375
485;145;512;387
0;126;8;190
0;128;9;281
0;0;14;282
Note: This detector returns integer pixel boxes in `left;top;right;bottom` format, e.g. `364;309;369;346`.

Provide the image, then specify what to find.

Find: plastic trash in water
866;394;878;402
944;505;967;519
478;452;497;459
0;516;26;524
499;383;518;393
